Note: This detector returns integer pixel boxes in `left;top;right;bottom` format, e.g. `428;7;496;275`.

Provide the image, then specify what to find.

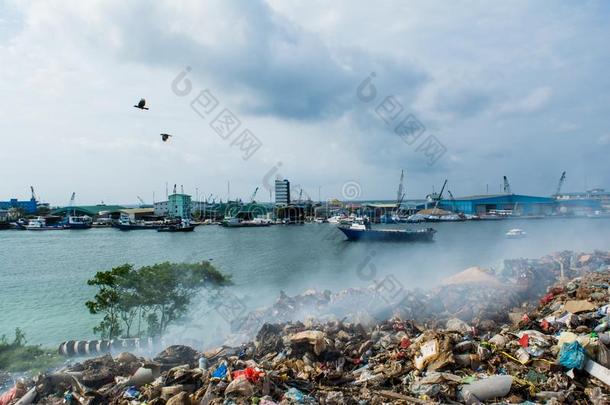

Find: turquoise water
1;218;609;346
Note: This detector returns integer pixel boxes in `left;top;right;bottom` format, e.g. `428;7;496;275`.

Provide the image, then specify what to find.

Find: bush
0;328;61;372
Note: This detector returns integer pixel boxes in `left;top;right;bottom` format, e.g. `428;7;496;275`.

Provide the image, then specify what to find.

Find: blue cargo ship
337;217;436;242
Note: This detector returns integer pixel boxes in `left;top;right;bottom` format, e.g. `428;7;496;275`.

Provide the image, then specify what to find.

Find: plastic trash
123;386;140;399
0;387;17;405
284;387;315;403
211;362;228;379
458;375;513;402
124;366;155;387
231;367;263;383
519;333;529;348
598;341;610;368
559;341;586;370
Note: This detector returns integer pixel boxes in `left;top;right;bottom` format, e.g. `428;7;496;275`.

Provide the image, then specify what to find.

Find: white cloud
497;87;553;115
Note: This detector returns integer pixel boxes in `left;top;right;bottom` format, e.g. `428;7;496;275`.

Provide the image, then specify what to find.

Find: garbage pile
3;250;610;404
234;250;610;339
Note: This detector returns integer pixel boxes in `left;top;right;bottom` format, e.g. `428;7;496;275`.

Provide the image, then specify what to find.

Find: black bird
134;98;149;110
160;133;172;142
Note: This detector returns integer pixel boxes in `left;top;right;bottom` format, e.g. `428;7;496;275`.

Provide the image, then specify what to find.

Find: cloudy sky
1;1;609;205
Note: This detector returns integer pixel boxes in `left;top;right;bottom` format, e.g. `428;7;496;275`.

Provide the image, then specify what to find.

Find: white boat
506;228;527;239
406;213;427;223
66;215;92;229
327;215;342;224
25;217;66;231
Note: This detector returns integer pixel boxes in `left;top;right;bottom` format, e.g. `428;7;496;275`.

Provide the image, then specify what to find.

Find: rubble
2;250;610;403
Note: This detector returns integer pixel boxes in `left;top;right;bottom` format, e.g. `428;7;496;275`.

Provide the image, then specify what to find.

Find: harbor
2;173;610;235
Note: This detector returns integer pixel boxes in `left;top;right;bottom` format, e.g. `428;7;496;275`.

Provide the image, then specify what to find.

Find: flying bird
160;133;173;142
133;98;149;110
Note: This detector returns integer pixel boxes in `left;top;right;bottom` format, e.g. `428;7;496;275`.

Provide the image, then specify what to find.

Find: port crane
30;186;37;202
396;170;405;205
433;179;448;209
554;171;566;197
137;196;146;207
447;189;457;212
503;176;512;194
250;187;259;203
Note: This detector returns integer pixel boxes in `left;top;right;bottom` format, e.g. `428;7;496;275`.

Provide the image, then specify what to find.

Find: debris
559;341;586;370
564;300;597;313
9;250;610;404
458;375;513;402
288;330;327;355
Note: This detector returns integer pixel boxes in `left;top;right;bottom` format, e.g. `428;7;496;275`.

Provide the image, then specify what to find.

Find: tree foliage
85;261;232;339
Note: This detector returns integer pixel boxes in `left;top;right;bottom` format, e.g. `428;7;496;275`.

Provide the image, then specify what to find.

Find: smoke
165;218;610;350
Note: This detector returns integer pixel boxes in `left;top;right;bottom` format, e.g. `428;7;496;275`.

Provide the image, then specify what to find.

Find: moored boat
65;215;93;229
221;217;271;227
337;217;436;242
24;217;67;231
157;219;196;232
112;214;161;230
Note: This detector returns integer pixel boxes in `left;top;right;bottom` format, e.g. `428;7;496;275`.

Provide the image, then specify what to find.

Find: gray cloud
1;1;610;203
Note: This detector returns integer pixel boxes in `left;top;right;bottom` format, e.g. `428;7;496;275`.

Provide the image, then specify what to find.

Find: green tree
86;261;232;339
85;264;133;339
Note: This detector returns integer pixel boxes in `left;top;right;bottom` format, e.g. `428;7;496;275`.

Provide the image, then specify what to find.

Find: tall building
168;193;192;219
275;179;290;206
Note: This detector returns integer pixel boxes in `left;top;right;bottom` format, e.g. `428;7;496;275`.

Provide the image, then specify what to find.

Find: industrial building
153;201;169;216
51;204;125;218
0;197;38;214
120;208;157;221
436;194;556;216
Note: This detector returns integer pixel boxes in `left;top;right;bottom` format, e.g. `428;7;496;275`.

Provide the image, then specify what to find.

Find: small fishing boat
505;228;527;239
157;219;196;232
337;217;436;242
221;217;271;227
65;215;93;229
112;214;160;230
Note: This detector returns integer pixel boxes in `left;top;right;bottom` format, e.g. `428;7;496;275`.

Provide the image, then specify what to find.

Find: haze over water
1;218;609;346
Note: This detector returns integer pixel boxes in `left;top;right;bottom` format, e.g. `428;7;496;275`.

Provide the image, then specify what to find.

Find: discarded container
198;356;208;370
458;375;513;402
